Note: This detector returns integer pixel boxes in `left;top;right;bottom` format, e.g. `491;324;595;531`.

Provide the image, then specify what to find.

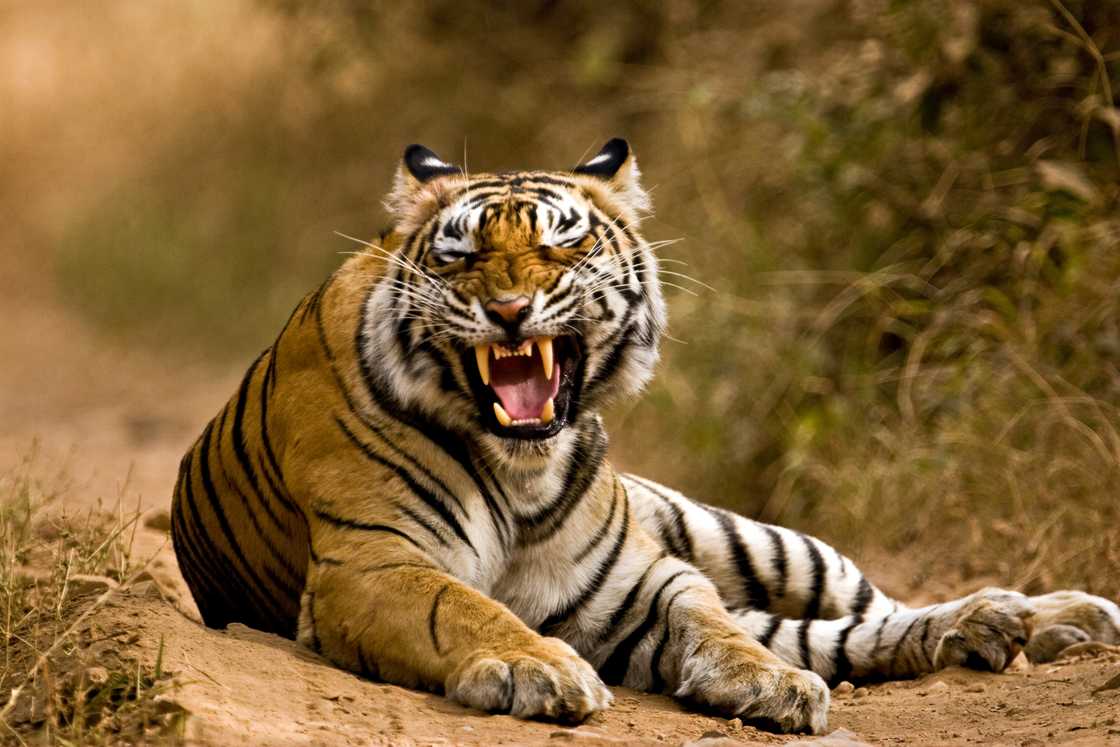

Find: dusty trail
3;293;1119;746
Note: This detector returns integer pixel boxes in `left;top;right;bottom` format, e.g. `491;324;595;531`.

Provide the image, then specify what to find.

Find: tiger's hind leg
623;474;1120;681
731;586;1120;683
729;588;1032;684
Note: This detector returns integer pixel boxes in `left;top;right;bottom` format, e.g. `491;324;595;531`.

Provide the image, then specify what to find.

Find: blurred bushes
42;0;1120;593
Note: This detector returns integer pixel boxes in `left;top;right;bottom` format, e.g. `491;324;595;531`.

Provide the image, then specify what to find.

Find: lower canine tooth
493;402;512;427
540;397;555;424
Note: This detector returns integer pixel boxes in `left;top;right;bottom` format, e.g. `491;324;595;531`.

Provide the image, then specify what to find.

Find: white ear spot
423;156;450;168
584;153;612;166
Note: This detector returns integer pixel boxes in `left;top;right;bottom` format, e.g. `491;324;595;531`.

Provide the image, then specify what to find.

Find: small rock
789;728;872;746
965;684;985;693
85;666;109;685
852;687;870;698
928;681;949;694
833;681;855;696
727;717;742;731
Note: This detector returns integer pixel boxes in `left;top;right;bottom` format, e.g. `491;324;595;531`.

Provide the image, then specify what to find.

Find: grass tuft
0;453;187;745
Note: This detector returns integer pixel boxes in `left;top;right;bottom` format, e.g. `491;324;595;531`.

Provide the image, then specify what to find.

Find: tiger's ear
573;138;651;215
385;144;462;219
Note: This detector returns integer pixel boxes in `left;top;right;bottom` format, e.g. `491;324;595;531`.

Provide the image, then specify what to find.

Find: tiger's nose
485;296;531;335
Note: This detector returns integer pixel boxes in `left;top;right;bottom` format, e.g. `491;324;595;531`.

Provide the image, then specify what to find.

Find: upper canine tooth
540;397;555;424
538;337;554;380
493;401;512;427
475;344;491;386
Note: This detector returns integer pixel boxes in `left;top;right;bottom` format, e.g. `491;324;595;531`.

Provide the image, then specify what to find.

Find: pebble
928;681;949;694
852;687;871;698
85;666;110;685
965;684;985;693
833;681;855;696
726;718;742;731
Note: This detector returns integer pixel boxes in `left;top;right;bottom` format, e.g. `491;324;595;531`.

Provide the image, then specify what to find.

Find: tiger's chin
461;334;584;443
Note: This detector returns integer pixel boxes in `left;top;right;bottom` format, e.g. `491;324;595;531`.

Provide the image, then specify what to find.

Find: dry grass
0;452;187;745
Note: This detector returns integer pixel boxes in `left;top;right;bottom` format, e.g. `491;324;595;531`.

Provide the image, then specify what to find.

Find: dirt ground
3;287;1120;746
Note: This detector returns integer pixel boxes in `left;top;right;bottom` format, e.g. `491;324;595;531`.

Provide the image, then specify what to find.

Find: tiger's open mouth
464;335;582;439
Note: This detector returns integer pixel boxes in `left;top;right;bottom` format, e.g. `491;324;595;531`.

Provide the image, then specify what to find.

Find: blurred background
1;0;1117;599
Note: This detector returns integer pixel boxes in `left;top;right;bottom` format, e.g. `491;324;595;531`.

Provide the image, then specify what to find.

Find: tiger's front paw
933;588;1033;672
446;636;612;723
676;637;829;734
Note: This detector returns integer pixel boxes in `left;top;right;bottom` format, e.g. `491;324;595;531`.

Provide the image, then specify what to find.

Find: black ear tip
574;137;632;178
403;143;459;182
603;138;630;158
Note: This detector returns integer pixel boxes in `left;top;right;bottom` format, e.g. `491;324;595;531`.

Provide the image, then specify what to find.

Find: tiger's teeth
493;401;513;427
538;337;554;380
475;344;491;385
540;397;555;424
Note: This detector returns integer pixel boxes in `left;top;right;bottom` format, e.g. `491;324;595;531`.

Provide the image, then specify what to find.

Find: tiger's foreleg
298;535;612;722
562;539;831;733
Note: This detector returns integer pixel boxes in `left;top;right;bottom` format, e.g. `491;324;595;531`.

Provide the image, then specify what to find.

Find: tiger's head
362;139;666;466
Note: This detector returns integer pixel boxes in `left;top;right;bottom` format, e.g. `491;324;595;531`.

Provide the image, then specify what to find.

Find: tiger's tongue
490;355;561;420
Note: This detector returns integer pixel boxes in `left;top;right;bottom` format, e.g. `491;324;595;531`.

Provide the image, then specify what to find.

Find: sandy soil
4;290;1120;746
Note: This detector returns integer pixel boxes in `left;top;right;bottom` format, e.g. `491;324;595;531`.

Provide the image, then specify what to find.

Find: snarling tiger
170;139;1120;733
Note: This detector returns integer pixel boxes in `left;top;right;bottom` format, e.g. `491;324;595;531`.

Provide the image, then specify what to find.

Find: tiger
170;139;1120;734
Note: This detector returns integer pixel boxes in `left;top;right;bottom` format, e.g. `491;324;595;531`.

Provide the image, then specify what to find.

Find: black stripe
395;502;451;547
758;614;783;648
648;589;689;693
800;534;826;620
762;526;788;599
916;615;934;670
195;422;290;625
599;569;691;685
540;496;630;635
572;478;622;563
229;351;294;529
851;576;874;617
628;477;693;562
798;618;813;670
706;506;770;610
179;443;286;633
519;423;607;540
313;507;423;550
212;430;305;594
334;416;476;554
830;618;860;685
304;590;322;653
887;616;920;677
598;553;666;644
429;584;450;655
870;613;891;662
257;352;299;517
